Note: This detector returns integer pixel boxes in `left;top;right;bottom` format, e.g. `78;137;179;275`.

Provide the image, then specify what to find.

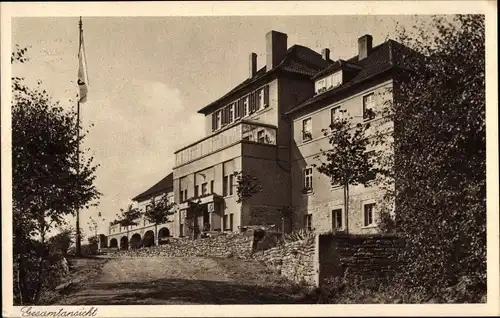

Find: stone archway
158;227;170;245
110;238;118;248
143;230;155;247
120;236;128;250
130;233;142;249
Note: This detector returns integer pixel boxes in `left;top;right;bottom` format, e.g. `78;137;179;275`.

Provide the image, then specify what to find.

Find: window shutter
250;93;256;113
234;102;239;118
212;112;217;131
223;107;228;125
264;85;269;107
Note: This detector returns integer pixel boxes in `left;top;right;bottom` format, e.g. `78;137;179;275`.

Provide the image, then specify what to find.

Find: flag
77;24;88;104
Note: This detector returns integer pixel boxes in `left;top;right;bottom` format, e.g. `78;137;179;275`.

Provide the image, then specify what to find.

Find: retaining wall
252;236;317;286
106;232;254;259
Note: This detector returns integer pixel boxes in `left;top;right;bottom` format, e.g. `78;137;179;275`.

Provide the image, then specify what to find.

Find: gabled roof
286;39;413;115
311;59;362;80
132;172;173;202
197;45;332;115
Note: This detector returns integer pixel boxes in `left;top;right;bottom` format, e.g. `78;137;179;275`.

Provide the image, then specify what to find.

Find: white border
2;1;498;317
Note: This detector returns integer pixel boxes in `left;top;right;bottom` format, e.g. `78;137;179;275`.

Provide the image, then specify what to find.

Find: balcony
174;120;277;167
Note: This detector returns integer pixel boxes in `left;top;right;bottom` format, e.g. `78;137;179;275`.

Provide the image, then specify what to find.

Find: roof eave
286;65;395;116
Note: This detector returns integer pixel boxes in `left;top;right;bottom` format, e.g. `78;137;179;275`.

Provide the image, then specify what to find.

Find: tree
277;205;294;234
115;204;142;249
313;111;376;233
47;227;75;257
87;212;105;250
12;47;100;304
87;212;105;240
234;171;263;204
375;15;486;297
185;199;203;240
143;195;176;245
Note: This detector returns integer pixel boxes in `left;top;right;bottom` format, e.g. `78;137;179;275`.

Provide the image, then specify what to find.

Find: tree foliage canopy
12;46;100;305
144;194;176;225
314;112;375;187
377;15;486;294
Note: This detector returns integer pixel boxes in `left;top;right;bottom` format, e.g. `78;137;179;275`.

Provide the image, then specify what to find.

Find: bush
313;273;486;304
281;229;315;245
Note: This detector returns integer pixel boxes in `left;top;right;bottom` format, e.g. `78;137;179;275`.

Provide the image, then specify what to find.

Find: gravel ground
56;256;312;305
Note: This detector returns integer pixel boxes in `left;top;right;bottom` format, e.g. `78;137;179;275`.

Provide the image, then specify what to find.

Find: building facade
105;173;176;249
103;30;410;241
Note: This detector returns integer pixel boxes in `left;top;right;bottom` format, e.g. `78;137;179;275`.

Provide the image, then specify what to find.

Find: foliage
314;111;375;189
143;194;176;226
234;171;263;203
47;227;75;257
312;273;486;304
313;110;375;232
12;46;100;305
184;198;204;239
87;212;105;239
281;228;315;245
115;204;142;227
374;15;486;293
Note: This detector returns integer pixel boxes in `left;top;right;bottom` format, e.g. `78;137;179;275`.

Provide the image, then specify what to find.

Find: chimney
321;48;331;61
266;30;288;71
249;52;257;78
358;34;373;60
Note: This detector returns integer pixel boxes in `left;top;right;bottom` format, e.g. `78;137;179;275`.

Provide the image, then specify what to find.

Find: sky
11;15;444;238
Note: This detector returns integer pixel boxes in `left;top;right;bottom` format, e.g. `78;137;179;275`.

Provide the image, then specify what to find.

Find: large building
104;30;410;245
105;173;175;249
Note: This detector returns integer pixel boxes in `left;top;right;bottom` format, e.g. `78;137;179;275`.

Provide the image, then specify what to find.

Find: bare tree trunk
16;255;24;305
154;223;158;246
33;227;46;304
344;184;349;234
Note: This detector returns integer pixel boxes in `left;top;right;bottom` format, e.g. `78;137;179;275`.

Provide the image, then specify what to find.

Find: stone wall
252;236;317;286
106;232;254;259
319;233;404;282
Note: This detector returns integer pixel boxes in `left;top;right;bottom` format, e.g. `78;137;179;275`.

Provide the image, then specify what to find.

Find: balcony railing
174;120;277;167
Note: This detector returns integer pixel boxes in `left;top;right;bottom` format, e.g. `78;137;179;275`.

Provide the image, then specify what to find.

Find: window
331;106;342;124
229;213;234;231
364;151;376;182
315;79;326;94
332;209;343;229
228;104;234;123
257;130;265;143
258;89;264;109
223;214;229;230
364;203;375;226
302;118;312;141
304;167;313;191
201;182;208;195
229;174;234;196
331;71;342;88
216;110;222;129
363;93;375;120
180;189;188;202
304;214;312;231
194;185;199;197
243;97;249;116
180;224;184;237
210;180;214;193
223;176;228;196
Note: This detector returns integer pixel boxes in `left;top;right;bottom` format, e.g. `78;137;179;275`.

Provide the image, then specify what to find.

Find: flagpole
75;16;83;257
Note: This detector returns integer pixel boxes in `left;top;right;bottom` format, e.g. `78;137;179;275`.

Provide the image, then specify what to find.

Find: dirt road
56;257;310;305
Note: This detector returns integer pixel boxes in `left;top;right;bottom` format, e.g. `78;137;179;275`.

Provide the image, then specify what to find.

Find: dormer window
315;71;343;95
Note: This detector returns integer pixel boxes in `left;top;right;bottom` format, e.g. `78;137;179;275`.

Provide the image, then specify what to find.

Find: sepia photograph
1;1;498;317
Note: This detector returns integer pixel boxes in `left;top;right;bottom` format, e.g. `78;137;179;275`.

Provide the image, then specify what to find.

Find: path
57;257;310;304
